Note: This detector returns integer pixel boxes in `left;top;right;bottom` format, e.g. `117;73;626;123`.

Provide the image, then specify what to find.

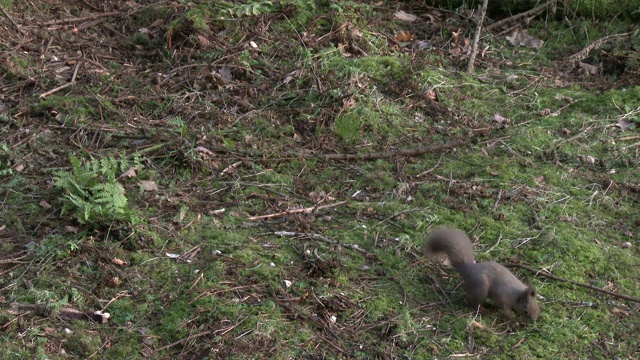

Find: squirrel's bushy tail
424;228;475;269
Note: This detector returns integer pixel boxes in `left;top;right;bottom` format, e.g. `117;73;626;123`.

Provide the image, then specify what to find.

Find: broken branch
249;201;346;220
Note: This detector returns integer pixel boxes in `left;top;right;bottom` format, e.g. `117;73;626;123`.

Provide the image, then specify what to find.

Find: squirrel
424;228;540;321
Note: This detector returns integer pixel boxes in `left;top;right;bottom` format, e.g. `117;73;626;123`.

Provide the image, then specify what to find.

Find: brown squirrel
424;228;540;321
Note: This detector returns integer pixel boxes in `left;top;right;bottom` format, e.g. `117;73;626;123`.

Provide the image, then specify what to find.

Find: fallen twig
75;17;110;32
485;0;555;31
0;6;26;35
155;318;246;352
566;32;633;64
249;201;346;221
43;11;121;26
39;60;82;98
466;0;489;74
197;138;472;161
9;303;110;323
416;153;443;177
506;263;640;303
275;231;373;256
492;189;502;212
299;139;467;161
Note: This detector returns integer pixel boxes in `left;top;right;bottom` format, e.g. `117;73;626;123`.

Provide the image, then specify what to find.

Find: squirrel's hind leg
464;279;489;314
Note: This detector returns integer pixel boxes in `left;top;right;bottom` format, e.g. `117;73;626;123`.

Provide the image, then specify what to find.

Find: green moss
34;95;96;124
3;1;640;358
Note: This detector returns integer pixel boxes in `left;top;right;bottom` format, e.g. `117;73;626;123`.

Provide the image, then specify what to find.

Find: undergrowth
53;154;141;226
0;0;639;359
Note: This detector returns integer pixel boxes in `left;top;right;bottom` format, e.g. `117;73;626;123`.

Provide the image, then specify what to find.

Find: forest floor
1;0;639;358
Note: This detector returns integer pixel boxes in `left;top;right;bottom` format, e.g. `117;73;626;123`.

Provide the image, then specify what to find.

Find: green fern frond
216;1;277;18
168;116;184;127
53;154;140;226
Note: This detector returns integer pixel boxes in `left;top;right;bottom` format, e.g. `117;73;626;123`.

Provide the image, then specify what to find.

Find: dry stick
492;189;503;212
39;60;82;98
0;6;27;35
274;231;372;256
485;0;555;31
75;17;109;32
42;11;121;25
416;153;443;177
506;264;640;303
566;32;633;64
295;139;468;161
206;138;469;161
9;303;109;323
466;0;489;74
249;201;346;221
155;319;245;352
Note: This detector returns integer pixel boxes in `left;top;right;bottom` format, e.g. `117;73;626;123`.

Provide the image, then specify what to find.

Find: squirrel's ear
519;287;536;303
527;287;536;297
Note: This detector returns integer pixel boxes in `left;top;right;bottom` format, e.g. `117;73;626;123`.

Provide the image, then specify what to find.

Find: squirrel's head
517;286;540;321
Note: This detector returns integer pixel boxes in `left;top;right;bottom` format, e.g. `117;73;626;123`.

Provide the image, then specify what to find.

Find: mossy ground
1;0;639;359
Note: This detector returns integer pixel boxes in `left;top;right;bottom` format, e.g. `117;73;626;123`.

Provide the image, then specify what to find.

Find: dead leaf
283;69;302;84
39;200;52;209
425;90;437;102
579;62;600;75
15;164;25;172
209;208;226;216
450;46;462;56
112;258;127;266
343;96;357;108
394;10;418;22
611;307;631;316
468;320;485;330
218;66;233;82
139;327;155;346
120;167;137;178
494;113;510;124
394;31;414;43
615;119;633;130
506;29;544;49
580;155;596;165
197;35;212;48
348;23;363;38
451;29;462;45
140;180;158;192
194;146;214;156
220;161;242;175
108;277;121;287
141;348;155;358
412;39;432;50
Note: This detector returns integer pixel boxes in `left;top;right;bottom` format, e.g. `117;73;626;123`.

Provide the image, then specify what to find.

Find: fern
216;1;277;17
167;115;184;127
0;142;15;177
53;154;140;226
168;115;187;137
